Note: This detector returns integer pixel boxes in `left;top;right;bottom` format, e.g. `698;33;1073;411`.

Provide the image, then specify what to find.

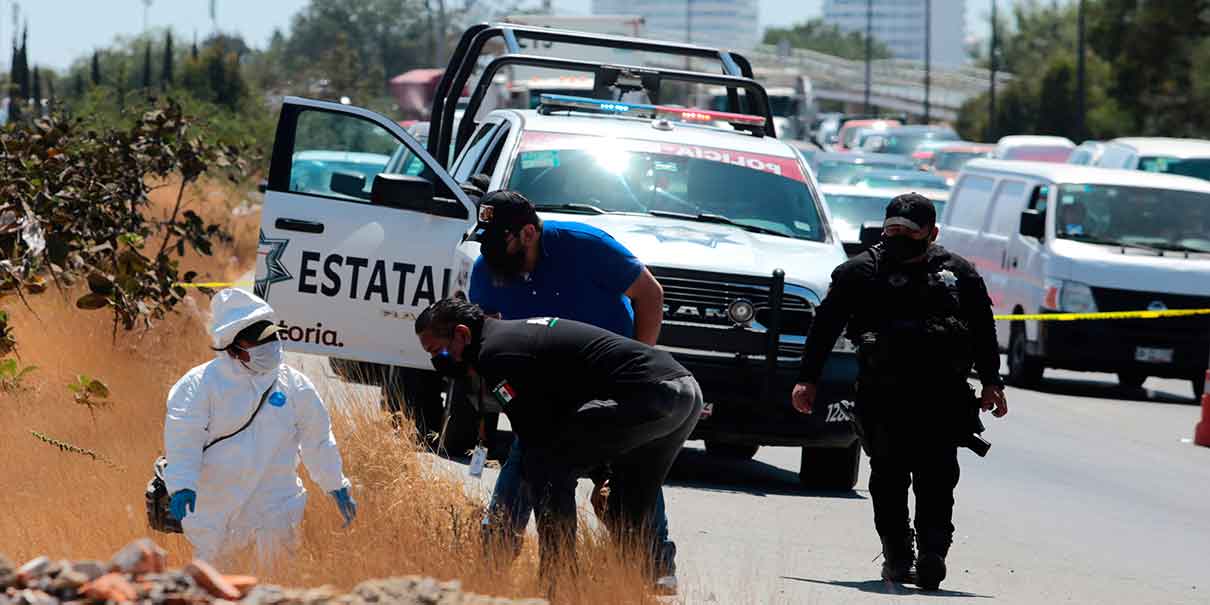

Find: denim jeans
482;436;678;574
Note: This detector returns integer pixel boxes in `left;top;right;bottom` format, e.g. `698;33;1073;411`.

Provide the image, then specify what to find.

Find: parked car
1088;137;1210;182
835;118;901;152
911;139;974;167
937;159;1210;399
1066;140;1106;165
820;183;948;256
846;168;951;191
860;124;960;156
927;143;996;186
807;151;917;184
994;135;1075;162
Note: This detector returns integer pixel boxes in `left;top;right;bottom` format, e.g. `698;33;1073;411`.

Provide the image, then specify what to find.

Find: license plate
700;402;714;419
1134;347;1174;363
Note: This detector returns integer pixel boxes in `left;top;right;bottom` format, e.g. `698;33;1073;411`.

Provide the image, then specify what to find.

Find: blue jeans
483;437;677;574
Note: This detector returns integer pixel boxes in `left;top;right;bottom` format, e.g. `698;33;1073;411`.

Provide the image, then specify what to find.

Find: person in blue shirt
469;190;678;591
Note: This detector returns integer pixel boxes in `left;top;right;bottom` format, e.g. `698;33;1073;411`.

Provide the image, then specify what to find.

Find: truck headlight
1044;279;1097;314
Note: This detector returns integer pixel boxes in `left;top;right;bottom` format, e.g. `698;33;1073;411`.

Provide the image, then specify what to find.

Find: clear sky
8;0;1012;72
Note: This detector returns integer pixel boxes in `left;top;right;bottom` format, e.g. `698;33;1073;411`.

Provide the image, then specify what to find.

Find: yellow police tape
994;309;1210;321
174;280;1210;322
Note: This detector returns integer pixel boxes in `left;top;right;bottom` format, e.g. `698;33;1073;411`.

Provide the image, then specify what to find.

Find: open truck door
255;97;476;370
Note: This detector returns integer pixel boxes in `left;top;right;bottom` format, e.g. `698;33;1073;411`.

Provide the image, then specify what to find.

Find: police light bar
539;94;767;129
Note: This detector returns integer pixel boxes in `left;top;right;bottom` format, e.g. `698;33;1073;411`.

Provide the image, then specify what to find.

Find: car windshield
825;193;947;240
1138;156;1210;182
880;131;959;155
506;132;825;241
1055;183;1210;252
933;150;989;171
850;173;950;190
815;160;911;184
1004;146;1073;162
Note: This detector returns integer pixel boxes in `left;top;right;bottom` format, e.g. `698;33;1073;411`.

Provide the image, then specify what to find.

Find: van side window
987;180;1027;235
1028;184;1049;212
948;175;996;229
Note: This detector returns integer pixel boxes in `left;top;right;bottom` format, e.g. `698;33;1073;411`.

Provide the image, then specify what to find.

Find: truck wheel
1007;325;1043;388
1193;372;1206;401
799;441;861;491
1117;372;1147;391
439;376;485;457
704;441;759;460
383;368;446;442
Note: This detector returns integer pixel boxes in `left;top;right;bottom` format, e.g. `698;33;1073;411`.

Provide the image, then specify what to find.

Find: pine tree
45;73;55;102
191;33;199;60
91;51;102;86
7;40;20;122
73;72;85;97
17;24;29;100
161;31;174;90
30;67;40;104
142;41;153;91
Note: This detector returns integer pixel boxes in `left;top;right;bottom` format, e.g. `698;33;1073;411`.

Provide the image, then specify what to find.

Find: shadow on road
1029;376;1195;406
780;576;992;599
665;447;866;499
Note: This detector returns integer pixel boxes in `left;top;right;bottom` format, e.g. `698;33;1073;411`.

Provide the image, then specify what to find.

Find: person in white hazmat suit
163;288;357;564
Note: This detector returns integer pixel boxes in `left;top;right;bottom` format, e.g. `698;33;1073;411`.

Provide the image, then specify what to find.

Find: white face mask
241;340;284;375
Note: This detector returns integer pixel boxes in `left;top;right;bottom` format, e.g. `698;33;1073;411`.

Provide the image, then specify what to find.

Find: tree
91;51;102;86
142;42;153;91
17;23;29;100
762;18;893;61
161;31;174;90
73;72;85;97
30;66;40;104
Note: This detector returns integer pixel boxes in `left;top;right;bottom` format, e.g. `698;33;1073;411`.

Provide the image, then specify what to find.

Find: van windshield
506;132;825;241
1055;183;1210;253
1138;156;1210;182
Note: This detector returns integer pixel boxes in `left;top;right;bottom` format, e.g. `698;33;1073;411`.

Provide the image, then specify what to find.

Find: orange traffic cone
1196;370;1210;448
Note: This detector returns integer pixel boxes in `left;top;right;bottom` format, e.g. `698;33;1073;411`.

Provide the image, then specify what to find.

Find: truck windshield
1138;156;1210;182
933;150;989;171
825;193;947;240
1055;183;1210;253
506;132;826;241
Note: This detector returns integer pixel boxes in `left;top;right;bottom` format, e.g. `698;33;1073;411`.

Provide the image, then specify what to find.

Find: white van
938;159;1210;399
1091;137;1210;182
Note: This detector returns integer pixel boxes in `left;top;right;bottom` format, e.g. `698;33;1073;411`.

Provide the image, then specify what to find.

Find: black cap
475;190;540;247
884;192;936;231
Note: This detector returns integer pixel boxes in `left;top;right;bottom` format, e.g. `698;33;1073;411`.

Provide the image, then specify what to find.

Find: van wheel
1117;372;1147;391
1193;372;1206;401
704;441;759;460
1007;325;1043;388
383;368;446;441
799;442;861;491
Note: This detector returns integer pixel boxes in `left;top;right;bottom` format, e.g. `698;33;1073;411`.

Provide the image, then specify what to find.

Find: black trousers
857;387;964;556
520;375;704;577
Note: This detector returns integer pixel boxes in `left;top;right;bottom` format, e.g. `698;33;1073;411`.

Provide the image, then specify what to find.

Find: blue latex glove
169;489;196;521
330;487;357;527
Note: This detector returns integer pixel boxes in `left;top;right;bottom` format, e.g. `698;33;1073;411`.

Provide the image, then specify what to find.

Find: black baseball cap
884;192;936;231
475;190;540;247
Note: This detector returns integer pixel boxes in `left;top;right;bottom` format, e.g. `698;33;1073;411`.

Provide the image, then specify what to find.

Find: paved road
294;350;1209;604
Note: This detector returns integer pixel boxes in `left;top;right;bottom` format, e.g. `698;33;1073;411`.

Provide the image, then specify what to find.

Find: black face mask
430;348;469;378
881;233;930;262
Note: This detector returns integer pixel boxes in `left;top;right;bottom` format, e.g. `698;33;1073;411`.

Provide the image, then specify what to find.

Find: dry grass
0;179;667;604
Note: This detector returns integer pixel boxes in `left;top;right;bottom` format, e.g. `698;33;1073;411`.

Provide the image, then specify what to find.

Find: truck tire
704;441;759;460
1193;372;1206;401
383;368;446;442
1007;324;1043;388
1117;371;1147;391
439;377;485;457
799;441;861;491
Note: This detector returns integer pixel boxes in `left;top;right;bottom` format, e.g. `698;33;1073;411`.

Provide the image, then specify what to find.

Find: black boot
880;531;915;582
914;530;950;591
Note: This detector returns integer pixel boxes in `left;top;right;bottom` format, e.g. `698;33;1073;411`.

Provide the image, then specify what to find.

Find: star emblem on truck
254;230;293;299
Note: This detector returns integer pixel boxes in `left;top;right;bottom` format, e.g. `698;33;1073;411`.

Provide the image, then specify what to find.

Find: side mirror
859;222;884;249
372;173;434;207
1019;209;1045;239
330;171;369;199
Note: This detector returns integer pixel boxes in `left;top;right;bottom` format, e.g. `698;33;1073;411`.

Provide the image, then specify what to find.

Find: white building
591;0;760;52
823;0;967;67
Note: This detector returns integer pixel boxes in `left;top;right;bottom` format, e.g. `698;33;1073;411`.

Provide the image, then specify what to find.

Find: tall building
591;0;760;51
823;0;967;67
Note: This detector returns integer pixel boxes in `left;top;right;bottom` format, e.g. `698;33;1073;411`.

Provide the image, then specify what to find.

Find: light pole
1076;0;1086;141
988;0;998;142
924;0;931;123
864;0;872;114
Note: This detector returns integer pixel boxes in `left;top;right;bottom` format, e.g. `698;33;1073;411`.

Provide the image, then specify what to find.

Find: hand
791;383;817;414
169;489;196;521
590;479;610;521
981;384;1008;418
330;487;357;527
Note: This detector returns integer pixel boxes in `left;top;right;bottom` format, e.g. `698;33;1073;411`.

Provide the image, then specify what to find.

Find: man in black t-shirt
414;298;703;578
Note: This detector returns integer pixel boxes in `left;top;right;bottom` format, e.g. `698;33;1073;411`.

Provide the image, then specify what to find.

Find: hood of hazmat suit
163;288;349;563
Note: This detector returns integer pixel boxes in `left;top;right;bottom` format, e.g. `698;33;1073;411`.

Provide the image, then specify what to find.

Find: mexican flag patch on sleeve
492;380;517;406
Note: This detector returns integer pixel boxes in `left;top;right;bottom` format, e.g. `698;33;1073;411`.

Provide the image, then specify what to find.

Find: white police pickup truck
254;24;861;488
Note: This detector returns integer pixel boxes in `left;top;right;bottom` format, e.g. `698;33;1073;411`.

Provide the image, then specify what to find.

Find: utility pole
1076;0;1086;141
864;0;872;114
923;0;931;124
988;0;998;142
141;0;152;33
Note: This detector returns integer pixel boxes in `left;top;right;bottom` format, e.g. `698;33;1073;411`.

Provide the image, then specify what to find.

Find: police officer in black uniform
791;193;1008;591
